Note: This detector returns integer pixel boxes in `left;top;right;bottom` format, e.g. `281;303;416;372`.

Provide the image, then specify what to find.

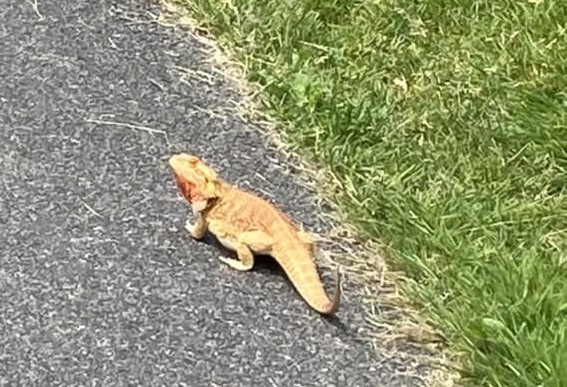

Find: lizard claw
184;220;195;234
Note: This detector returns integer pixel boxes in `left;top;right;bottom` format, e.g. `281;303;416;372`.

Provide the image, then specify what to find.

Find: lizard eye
187;155;200;164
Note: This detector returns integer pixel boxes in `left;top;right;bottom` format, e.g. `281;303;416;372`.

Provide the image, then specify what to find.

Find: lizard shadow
200;232;350;333
197;233;398;364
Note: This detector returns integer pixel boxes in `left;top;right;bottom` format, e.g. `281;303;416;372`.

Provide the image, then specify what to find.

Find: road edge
148;2;464;385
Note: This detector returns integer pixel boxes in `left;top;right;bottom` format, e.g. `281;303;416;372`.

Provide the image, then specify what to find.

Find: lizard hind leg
218;249;254;271
297;230;317;254
217;230;274;272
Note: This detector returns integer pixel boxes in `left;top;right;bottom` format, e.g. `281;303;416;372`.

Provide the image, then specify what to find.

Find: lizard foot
215;233;258;271
218;255;253;271
297;230;315;245
185;217;207;239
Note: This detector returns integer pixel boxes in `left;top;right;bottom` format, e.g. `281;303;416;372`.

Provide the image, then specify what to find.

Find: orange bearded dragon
168;153;341;315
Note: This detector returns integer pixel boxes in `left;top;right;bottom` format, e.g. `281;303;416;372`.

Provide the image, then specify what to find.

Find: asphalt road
0;1;429;385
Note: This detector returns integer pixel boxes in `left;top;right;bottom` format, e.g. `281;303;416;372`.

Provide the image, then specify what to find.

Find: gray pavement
0;0;429;385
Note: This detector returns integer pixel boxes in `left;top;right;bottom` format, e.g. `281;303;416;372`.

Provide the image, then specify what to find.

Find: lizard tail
276;249;341;315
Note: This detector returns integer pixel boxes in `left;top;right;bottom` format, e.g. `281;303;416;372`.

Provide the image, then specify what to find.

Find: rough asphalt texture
0;1;430;386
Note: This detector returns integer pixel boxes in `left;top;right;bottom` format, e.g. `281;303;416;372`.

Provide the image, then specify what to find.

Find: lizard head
168;153;220;209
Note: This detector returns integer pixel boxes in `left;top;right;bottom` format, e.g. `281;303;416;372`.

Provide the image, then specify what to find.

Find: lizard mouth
171;172;195;199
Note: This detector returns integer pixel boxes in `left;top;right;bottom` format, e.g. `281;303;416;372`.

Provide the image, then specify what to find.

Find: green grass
172;0;567;385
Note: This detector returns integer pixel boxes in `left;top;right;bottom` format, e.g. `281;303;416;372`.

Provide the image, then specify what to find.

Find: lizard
168;152;341;315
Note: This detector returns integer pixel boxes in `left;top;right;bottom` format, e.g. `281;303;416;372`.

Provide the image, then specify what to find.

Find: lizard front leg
217;231;273;271
185;213;207;239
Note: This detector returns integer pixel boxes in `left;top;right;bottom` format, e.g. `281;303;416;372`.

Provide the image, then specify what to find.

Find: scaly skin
169;153;341;315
